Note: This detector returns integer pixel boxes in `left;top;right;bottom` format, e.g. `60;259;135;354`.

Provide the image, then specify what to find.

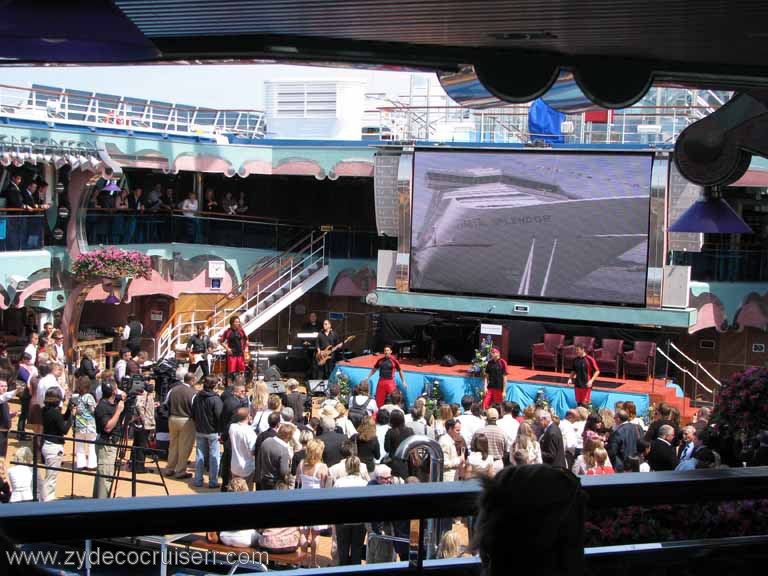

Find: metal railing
2;468;768;576
156;309;214;361
0;210;47;251
658;341;720;406
367;102;719;145
210;231;328;336
85;209;309;250
0;83;267;140
156;231;328;358
669;341;722;391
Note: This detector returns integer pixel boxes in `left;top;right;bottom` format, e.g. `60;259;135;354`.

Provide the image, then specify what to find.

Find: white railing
367;102;721;145
210;231;327;336
669;341;722;390
155;309;213;360
0;83;267;140
657;347;714;408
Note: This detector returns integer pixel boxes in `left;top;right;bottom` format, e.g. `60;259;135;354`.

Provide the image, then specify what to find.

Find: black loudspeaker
440;354;458;367
263;364;282;381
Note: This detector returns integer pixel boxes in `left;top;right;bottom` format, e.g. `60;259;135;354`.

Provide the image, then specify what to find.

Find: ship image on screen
410;151;654;305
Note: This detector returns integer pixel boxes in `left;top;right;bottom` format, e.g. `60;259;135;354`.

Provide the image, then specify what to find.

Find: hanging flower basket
71;248;152;283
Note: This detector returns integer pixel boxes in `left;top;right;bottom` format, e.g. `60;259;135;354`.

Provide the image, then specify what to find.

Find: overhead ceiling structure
2;1;768;185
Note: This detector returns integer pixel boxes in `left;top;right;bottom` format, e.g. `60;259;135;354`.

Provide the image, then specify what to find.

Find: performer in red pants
364;345;408;408
568;343;600;406
483;348;508;409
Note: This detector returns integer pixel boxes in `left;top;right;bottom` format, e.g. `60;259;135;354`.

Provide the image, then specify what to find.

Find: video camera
119;374;153;396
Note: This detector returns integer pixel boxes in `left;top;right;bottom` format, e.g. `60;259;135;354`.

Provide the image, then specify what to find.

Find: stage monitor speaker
308;379;329;395
263;365;282;381
266;381;286;395
440;354;458;367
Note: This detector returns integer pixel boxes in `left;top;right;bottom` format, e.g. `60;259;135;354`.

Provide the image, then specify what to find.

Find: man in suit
318;415;346;467
3;174;23;207
648;424;677;471
675;427;710;471
283;378;307;424
607;410;640;472
645;402;678;445
253;411;280;456
677;425;696;462
536;409;567;468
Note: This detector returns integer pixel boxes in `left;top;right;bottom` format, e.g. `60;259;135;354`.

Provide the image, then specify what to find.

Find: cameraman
131;380;156;474
92;382;125;499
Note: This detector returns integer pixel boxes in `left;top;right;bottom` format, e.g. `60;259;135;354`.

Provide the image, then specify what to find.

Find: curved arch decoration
273;158;326;178
329;160;375;178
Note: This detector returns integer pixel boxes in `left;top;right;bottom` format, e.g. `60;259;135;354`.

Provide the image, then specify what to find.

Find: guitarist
186;324;213;381
221;316;248;382
314;319;342;380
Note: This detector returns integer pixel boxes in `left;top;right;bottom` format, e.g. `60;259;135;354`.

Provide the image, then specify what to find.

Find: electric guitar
315;335;355;366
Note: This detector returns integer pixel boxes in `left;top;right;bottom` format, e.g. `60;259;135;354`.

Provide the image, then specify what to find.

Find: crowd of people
3;326;767;567
1;173;50;250
88;184;253;244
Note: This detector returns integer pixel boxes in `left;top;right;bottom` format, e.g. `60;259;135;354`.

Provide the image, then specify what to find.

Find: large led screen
410;150;654;305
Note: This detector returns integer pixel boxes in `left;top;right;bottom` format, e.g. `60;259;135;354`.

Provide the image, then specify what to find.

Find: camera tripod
110;398;169;498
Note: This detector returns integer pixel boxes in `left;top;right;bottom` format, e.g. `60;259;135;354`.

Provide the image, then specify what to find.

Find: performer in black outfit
314;319;341;380
186;323;213;380
123;314;144;357
302;312;321;379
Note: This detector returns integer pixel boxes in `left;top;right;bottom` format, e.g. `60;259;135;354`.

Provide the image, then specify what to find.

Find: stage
334;355;679;418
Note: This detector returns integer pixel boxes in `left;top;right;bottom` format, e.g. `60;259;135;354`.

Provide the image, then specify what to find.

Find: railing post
32;435;39;502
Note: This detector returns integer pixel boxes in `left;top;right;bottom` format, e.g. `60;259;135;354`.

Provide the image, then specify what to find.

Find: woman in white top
9;447;34;503
375;410;390;463
181;191;199;242
623;401;647;430
466;434;495;478
333;456;369;566
250;381;271;433
335;405;358;438
181;191;198;217
296;439;329;567
512;422;542;465
572;437;613;476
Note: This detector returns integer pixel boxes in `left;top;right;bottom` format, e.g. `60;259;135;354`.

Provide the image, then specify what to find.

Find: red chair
594;339;624;377
623;341;657;381
531;334;565;371
560;336;596;373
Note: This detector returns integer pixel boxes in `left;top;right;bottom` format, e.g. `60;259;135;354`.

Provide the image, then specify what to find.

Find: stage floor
340;355;668;397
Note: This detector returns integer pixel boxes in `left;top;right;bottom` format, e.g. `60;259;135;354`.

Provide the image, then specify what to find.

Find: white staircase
156;231;328;359
210;231;329;337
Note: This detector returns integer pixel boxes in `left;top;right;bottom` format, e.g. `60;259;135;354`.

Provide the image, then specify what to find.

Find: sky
0;63;438;110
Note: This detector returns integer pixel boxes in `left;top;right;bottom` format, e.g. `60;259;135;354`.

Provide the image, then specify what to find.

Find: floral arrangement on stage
424;378;443;418
71;248;152;283
585;500;768;546
711;366;768;439
468;335;494;376
335;370;351;405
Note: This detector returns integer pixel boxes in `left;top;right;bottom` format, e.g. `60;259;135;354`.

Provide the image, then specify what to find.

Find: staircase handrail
214;229;320;311
156;308;214;359
657;347;713;396
668;342;721;388
210;232;327;333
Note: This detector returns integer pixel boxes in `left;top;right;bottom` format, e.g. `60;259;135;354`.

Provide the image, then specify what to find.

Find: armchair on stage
560;336;596;373
623;341;657;381
531;333;565;371
593;339;624;377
